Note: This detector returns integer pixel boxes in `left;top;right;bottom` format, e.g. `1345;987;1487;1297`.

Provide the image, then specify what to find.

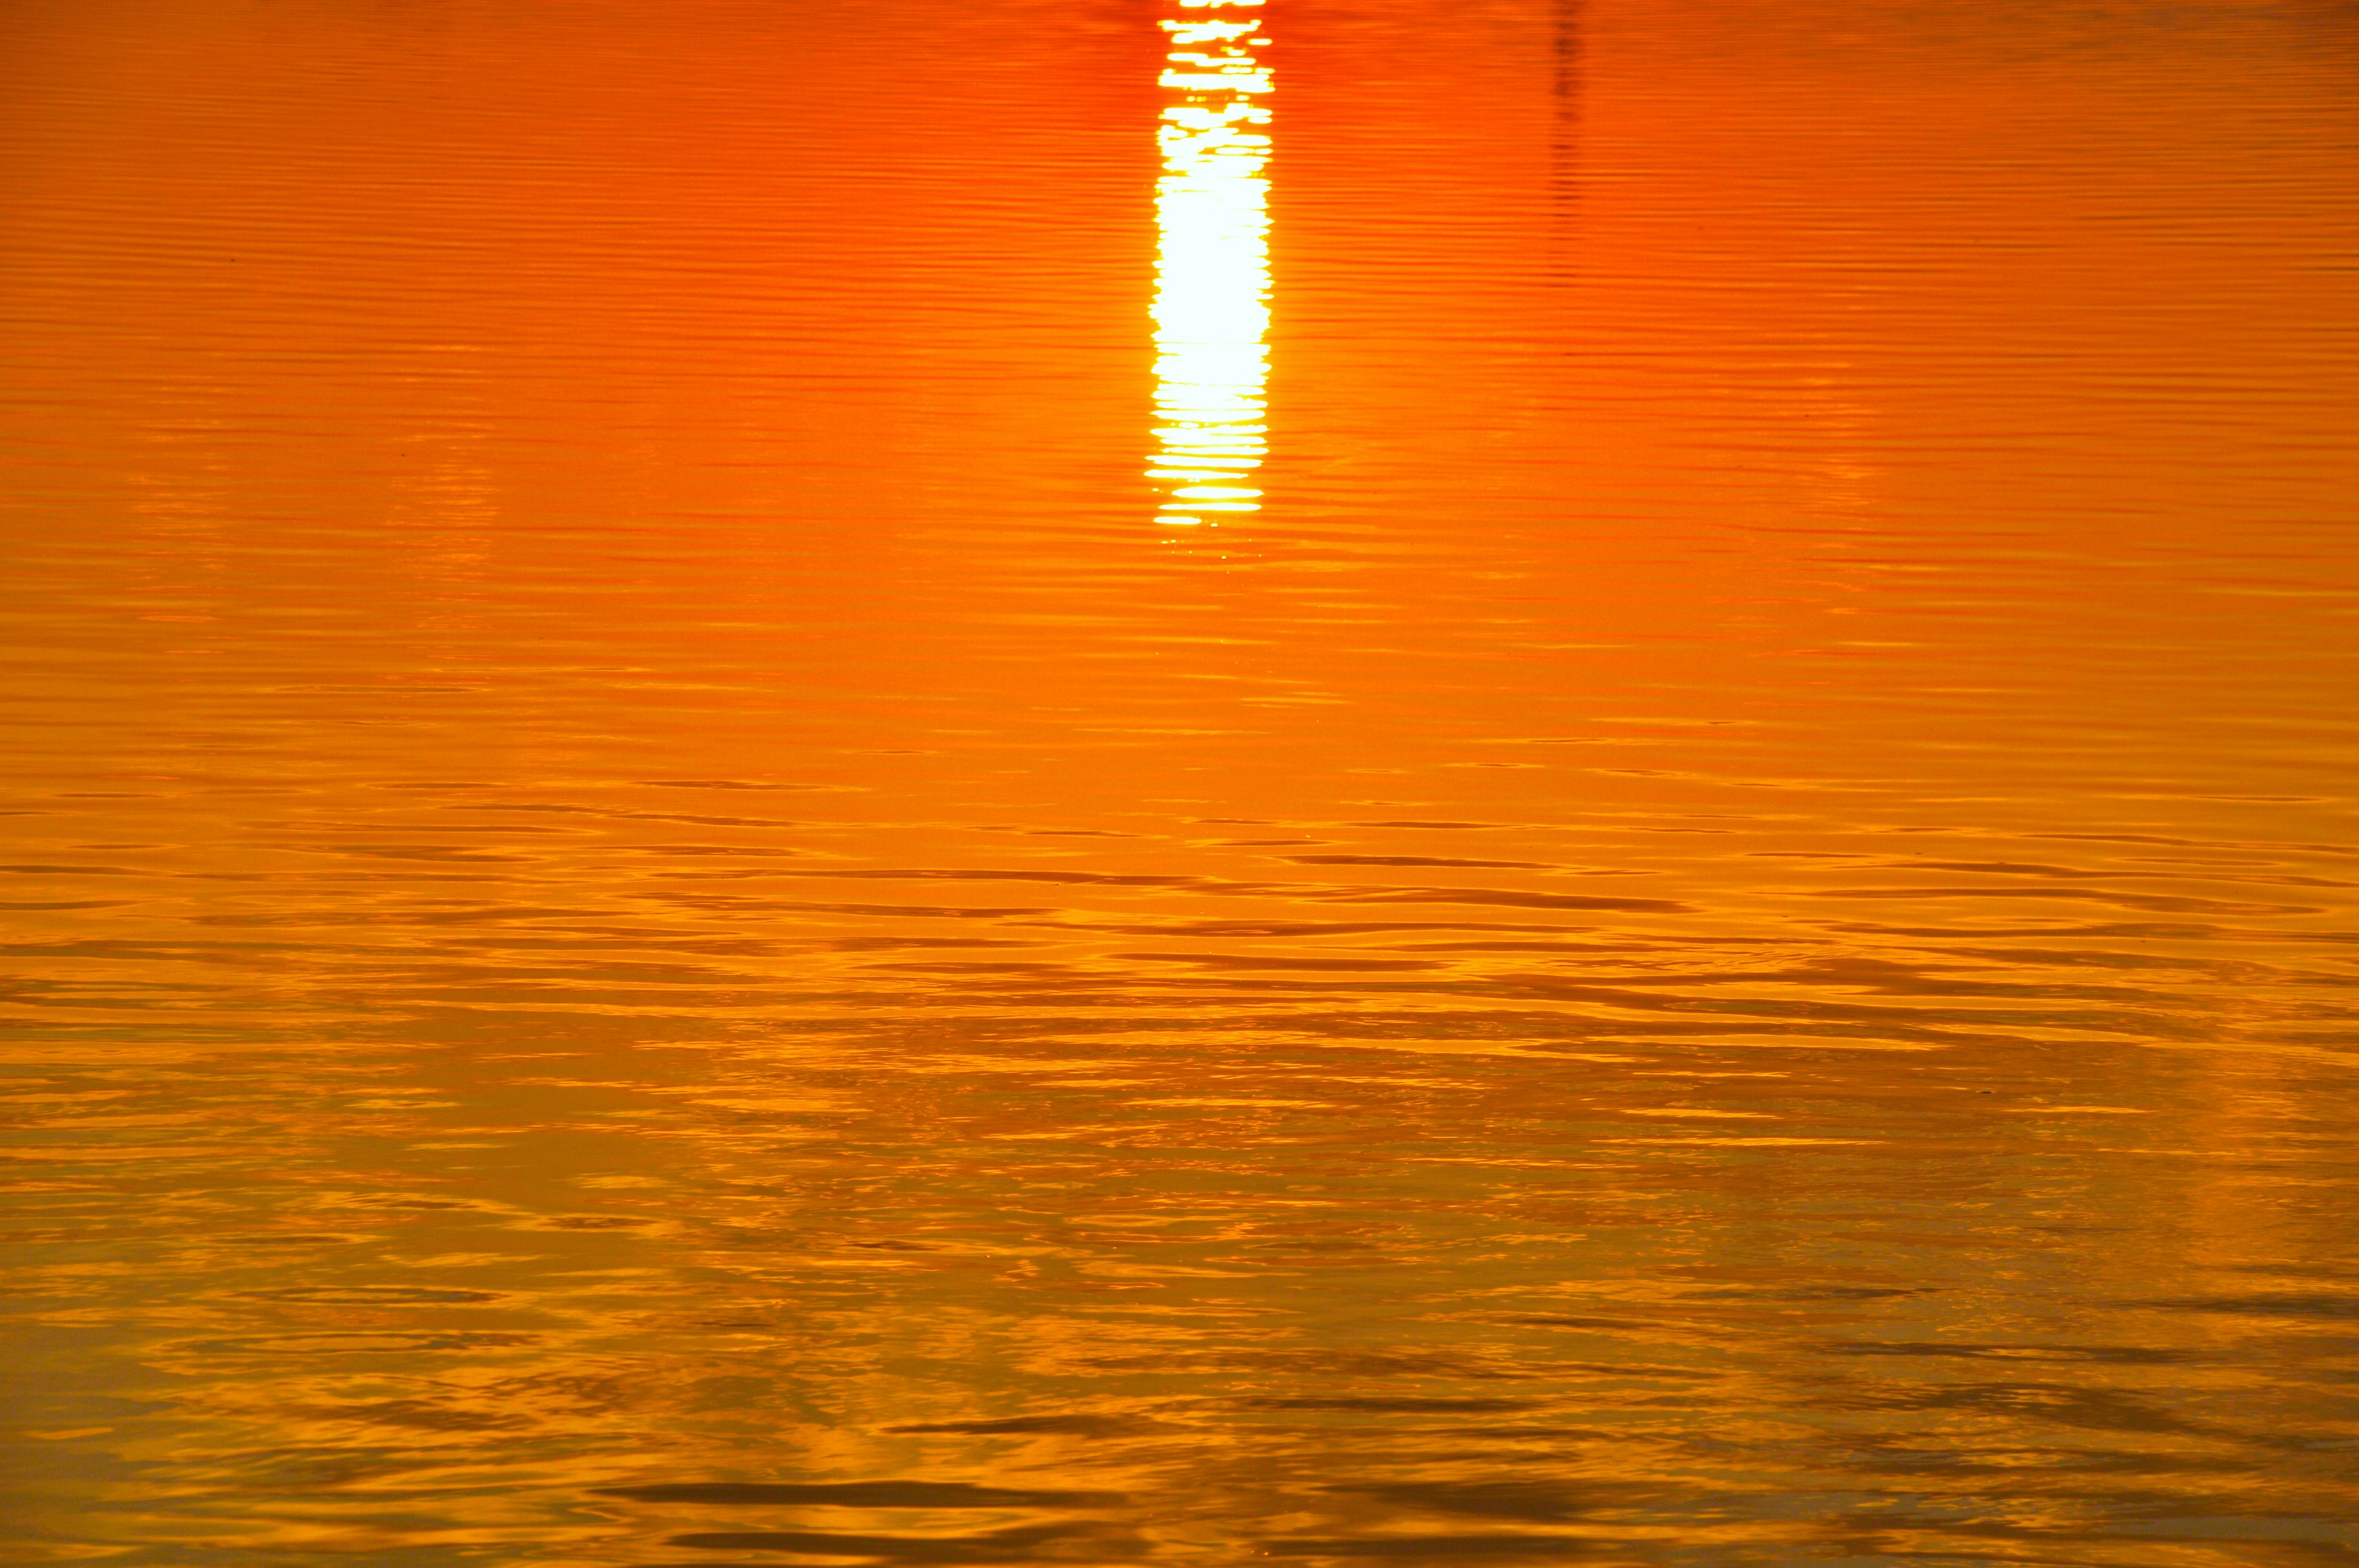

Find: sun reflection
1151;0;1270;529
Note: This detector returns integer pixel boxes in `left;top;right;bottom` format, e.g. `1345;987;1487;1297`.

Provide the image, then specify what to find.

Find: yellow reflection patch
1152;0;1269;529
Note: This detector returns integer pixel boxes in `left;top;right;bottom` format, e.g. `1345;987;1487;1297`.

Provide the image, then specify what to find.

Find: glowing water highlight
1150;0;1271;528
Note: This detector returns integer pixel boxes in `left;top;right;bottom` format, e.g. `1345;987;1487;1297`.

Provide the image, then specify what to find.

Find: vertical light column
1149;0;1272;529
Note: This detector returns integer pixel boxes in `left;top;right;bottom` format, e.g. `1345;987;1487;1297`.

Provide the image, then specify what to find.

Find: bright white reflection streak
1152;0;1270;530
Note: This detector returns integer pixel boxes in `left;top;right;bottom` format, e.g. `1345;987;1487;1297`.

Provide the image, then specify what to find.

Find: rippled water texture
5;0;2358;1561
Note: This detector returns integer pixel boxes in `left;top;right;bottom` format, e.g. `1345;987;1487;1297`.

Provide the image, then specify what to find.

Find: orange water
4;0;2358;1562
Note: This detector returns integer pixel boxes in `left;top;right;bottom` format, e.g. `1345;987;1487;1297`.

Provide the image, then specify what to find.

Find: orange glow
1;0;2355;1560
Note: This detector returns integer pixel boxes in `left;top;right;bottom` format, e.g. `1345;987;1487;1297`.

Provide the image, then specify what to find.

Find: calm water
5;0;2359;1562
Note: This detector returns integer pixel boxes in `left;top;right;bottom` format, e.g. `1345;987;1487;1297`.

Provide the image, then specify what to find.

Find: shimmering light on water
1151;0;1271;528
2;0;2357;1562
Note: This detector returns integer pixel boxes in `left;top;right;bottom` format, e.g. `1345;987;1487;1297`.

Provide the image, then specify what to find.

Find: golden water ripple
2;0;2357;1562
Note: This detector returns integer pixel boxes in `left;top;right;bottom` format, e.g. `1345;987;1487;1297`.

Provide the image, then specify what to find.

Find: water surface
4;0;2358;1562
